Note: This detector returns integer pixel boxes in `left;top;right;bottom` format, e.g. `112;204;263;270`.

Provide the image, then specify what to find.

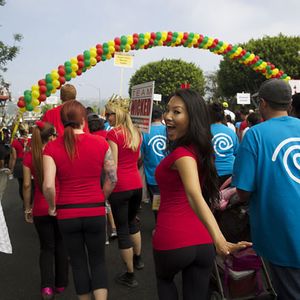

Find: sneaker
133;254;144;270
105;240;110;245
41;287;54;300
115;272;138;288
110;230;118;240
55;286;66;294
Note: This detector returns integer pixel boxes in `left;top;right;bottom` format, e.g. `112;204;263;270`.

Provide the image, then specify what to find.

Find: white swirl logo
148;135;166;157
272;137;300;184
212;133;233;157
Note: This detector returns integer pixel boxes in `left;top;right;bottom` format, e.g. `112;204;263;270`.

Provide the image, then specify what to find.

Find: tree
0;1;23;89
129;59;205;102
217;34;300;98
204;71;223;102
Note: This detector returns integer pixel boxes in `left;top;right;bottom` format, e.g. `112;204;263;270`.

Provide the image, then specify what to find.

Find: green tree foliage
129;59;205;102
217;34;300;98
204;71;223;102
0;1;23;87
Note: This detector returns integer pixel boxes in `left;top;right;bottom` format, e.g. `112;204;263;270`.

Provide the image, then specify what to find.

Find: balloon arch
17;31;291;112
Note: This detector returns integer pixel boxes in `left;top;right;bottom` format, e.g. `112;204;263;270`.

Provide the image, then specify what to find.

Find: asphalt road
0;179;161;300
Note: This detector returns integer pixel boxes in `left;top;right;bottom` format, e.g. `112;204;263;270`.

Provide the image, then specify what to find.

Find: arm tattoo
104;148;117;183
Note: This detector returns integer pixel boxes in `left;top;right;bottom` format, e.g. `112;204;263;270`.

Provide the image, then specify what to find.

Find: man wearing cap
232;79;300;299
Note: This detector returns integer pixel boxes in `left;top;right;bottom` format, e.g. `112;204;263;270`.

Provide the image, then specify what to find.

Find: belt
56;202;105;209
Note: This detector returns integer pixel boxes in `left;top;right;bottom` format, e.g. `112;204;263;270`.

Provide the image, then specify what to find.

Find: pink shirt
43;133;109;219
92;130;107;139
23;152;51;216
11;138;30;158
153;146;213;250
106;127;142;192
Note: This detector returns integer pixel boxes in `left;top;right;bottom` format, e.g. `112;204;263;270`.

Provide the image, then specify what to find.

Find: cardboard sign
114;52;134;68
130;81;155;133
237;93;251;105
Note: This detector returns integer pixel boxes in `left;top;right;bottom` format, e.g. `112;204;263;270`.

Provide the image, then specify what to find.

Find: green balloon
120;45;125;51
103;47;109;55
138;38;145;45
64;61;71;67
65;74;72;81
156;32;162;40
24;90;31;96
82;67;87;73
188;32;194;39
45;74;52;83
65;66;72;74
102;43;109;49
154;40;159;46
121;35;127;45
83;50;90;59
84;59;90;67
24;93;32;103
46;91;51;97
101;55;106;62
46;83;53;91
173;32;178;38
26;103;34;111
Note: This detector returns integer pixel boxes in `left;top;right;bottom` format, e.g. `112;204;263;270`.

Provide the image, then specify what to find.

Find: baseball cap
258;79;292;104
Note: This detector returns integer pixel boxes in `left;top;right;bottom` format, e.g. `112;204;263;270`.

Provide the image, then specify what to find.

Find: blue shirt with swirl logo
232;116;300;267
210;123;239;176
141;123;167;185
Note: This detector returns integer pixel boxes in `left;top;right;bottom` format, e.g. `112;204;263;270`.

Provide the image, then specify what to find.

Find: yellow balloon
90;47;97;53
161;31;167;41
51;88;56;94
90;57;97;66
127;35;133;45
19;107;26;113
71;71;77;78
272;68;279;75
106;53;112;60
206;37;214;47
178;32;184;39
194;33;199;40
70;57;78;64
285;76;291;81
144;38;149;45
108;40;115;47
176;37;181;44
31;85;39;91
53;79;60;88
125;44;131;52
32;98;40;107
261;62;267;68
71;64;79;71
109;46;115;53
32;90;40;99
90;50;97;58
144;32;151;40
51;71;59;80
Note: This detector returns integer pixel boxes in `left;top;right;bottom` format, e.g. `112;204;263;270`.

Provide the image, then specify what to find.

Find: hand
24;209;33;223
215;239;252;256
48;207;57;216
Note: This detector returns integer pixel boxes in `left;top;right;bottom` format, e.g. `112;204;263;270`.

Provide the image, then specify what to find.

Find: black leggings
153;244;215;300
58;216;107;295
109;188;142;249
33;216;69;289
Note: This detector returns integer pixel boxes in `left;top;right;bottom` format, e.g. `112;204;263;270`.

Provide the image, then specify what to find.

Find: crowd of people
0;80;300;300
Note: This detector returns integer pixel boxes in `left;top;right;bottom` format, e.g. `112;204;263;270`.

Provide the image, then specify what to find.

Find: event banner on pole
130;81;155;133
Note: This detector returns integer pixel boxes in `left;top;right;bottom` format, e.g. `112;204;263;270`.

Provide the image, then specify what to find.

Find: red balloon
96;55;101;62
77;54;84;61
96;48;103;55
59;76;66;85
131;44;135;50
114;45;120;52
133;33;139;38
183;32;188;39
149;39;154;45
133;37;139;45
38;79;46;86
114;37;121;45
78;61;85;69
96;44;102;49
19;96;24;101
198;34;204;44
58;68;65;76
270;64;275;69
76;69;83;76
39;85;47;94
166;34;172;42
150;32;156;39
17;100;25;108
38;94;47;102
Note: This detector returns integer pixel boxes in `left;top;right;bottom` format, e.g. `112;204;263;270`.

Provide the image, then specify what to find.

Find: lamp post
79;83;101;113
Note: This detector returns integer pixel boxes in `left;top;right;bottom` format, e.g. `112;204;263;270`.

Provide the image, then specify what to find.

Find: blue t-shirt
141;123;167;185
232;116;300;267
211;123;239;176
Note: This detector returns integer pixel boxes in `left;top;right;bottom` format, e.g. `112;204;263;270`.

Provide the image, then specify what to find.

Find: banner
130;81;155;133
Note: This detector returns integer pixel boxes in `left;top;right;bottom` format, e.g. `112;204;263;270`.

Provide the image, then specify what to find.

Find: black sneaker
133;254;144;270
115;272;138;288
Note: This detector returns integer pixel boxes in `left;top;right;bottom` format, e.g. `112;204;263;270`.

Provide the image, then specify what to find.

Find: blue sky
1;0;299;107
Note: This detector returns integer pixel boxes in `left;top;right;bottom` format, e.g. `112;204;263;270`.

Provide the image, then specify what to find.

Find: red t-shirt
42;105;89;137
43;133;109;219
23;152;52;216
11;137;30;158
106;127;142;192
152;146;213;250
92;130;107;139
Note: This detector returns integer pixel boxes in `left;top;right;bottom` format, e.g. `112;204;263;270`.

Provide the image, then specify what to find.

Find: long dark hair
32;122;56;190
60;100;87;160
166;89;220;206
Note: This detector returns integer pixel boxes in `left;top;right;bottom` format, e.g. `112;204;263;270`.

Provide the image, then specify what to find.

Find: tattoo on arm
104;148;117;183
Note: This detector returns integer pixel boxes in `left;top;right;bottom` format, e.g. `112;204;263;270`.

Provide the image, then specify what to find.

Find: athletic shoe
41;287;54;300
110;230;118;240
115;272;138;288
55;286;66;294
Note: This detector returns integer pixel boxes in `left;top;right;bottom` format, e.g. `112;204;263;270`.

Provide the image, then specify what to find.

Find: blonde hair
105;102;141;151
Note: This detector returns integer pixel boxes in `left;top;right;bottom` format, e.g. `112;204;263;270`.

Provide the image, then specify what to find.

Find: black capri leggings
153;243;215;300
109;188;142;249
58;216;107;295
